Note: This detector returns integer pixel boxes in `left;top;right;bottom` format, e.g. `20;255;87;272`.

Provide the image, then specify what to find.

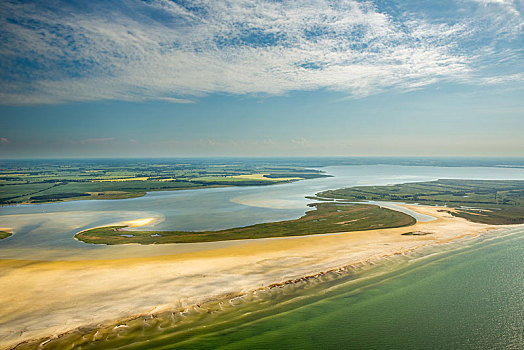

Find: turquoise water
43;227;524;349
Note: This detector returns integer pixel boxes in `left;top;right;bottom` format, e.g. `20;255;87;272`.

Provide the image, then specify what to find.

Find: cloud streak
0;0;522;105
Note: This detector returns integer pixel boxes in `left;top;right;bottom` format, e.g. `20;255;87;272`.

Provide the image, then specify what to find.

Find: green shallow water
39;228;524;350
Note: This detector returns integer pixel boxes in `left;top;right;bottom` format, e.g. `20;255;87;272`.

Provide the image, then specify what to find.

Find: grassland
0;231;12;240
318;179;524;225
0;159;328;205
75;202;416;245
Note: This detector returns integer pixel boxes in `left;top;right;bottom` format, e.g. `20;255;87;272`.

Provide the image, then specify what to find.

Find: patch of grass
75;203;416;245
29;192;90;202
0;231;12;240
401;231;432;236
318;179;524;225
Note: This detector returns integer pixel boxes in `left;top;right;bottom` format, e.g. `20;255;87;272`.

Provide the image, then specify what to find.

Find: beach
0;204;508;349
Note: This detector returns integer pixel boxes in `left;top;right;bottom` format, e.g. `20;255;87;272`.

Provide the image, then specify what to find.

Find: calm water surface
1;165;524;259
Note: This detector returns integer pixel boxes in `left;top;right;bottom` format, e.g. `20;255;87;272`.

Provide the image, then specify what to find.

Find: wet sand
0;206;506;349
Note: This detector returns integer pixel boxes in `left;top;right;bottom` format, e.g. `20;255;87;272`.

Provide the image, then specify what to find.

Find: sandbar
120;217;155;227
0;205;513;349
0;228;12;241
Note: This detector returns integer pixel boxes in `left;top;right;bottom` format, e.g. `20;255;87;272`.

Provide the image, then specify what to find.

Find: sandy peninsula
0;205;509;349
0;228;12;240
121;218;155;227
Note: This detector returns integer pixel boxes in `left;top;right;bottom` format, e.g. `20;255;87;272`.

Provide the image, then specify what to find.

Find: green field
0;159;328;205
317;179;524;225
75;203;416;245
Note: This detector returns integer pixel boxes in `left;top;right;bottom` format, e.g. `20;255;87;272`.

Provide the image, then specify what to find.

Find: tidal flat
18;226;524;350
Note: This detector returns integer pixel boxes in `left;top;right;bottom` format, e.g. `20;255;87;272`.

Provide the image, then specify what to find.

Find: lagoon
1;164;524;260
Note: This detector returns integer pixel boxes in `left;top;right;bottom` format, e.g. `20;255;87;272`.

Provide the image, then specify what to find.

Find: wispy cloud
79;138;114;144
0;0;522;105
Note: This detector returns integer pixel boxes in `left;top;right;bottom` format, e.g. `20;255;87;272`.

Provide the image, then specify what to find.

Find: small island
0;230;12;240
75;202;416;245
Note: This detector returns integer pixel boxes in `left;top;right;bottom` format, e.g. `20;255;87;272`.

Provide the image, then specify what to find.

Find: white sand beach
0;205;508;349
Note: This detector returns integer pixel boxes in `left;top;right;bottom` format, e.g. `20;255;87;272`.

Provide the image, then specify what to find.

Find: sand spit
0;228;13;241
228;173;302;181
121;217;155;227
0;206;511;349
73;217;156;239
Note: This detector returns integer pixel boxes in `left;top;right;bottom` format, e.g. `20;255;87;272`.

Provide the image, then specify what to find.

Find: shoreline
0;176;321;207
13;242;461;349
0;205;518;349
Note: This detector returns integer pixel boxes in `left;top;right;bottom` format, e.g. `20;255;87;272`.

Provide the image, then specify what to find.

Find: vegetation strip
0;160;329;205
0;231;12;240
75;203;416;245
318;179;524;225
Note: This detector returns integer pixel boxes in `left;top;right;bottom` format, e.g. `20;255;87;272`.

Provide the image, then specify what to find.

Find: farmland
317;179;524;225
0;159;328;205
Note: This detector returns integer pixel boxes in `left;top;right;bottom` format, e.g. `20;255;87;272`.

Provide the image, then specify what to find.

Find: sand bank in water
0;206;510;349
121;217;155;227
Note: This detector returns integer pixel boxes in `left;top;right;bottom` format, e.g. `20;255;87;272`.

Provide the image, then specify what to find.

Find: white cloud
478;72;524;84
0;0;522;105
470;0;521;16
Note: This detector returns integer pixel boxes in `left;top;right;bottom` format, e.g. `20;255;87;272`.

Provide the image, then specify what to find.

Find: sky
0;0;523;158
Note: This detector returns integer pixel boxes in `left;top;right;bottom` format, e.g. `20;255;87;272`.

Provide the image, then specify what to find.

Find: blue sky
0;0;522;158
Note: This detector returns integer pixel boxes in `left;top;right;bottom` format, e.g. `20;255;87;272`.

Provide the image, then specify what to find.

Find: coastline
0;205;516;349
0;176;320;207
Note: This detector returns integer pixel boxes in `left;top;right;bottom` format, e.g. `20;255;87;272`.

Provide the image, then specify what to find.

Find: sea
37;225;524;349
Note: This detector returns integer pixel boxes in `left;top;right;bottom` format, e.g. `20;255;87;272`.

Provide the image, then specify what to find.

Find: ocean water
40;226;524;349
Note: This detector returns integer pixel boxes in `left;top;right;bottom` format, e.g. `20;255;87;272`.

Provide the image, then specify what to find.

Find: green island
0;231;12;240
0;159;328;205
75;202;416;245
318;179;524;225
75;179;524;245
